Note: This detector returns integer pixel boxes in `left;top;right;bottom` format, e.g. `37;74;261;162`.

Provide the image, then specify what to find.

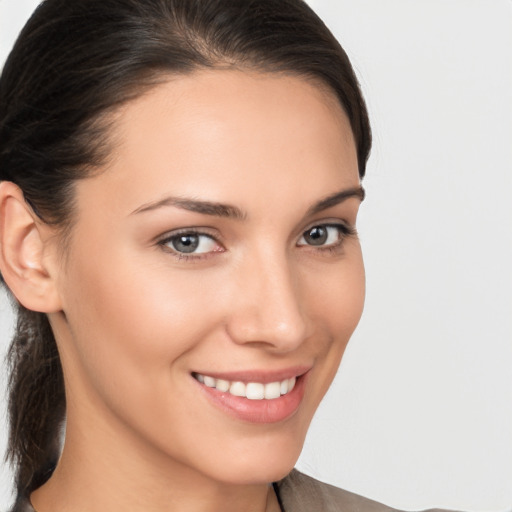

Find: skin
18;70;365;512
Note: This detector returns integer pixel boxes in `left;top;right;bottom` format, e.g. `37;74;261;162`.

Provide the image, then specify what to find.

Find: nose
225;250;309;353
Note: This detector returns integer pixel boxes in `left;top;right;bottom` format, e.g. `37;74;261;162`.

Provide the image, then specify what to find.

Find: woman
0;1;450;511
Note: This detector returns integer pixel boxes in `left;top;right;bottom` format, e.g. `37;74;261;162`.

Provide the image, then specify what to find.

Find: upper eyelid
299;218;355;235
300;222;349;233
156;227;221;243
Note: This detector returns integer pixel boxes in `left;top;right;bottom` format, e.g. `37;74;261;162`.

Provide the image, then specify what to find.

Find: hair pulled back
0;0;371;499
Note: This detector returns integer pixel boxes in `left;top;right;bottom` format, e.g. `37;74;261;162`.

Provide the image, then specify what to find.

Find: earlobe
0;181;62;313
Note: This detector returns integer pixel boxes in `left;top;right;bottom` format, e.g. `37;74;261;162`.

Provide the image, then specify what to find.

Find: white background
0;1;511;511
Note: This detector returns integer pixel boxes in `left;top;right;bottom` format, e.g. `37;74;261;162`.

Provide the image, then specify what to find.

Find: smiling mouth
192;369;309;423
193;373;296;400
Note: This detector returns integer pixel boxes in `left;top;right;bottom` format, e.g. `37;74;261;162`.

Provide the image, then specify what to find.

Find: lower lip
195;374;308;424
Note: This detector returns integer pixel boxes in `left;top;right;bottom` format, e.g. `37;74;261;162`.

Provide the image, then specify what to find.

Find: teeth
246;382;264;400
194;373;298;400
229;381;246;397
264;382;281;399
203;375;216;387
216;379;230;392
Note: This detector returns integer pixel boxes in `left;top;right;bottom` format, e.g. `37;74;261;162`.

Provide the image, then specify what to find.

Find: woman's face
50;70;365;485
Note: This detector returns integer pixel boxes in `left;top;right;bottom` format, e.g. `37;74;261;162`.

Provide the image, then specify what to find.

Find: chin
201;431;306;486
213;459;297;486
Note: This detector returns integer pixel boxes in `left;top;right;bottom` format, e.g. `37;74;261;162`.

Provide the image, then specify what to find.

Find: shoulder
275;469;456;512
275;469;400;512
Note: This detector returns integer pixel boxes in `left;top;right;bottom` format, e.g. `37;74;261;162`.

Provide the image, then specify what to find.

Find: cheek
306;244;365;338
301;244;365;394
57;248;223;408
331;254;365;336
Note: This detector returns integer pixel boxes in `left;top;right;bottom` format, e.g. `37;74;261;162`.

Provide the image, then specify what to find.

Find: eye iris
172;234;199;253
305;226;328;246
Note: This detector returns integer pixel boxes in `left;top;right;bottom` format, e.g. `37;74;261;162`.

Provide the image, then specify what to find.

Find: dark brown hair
0;0;371;499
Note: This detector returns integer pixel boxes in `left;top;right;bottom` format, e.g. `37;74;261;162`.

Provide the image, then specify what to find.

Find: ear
0;181;62;313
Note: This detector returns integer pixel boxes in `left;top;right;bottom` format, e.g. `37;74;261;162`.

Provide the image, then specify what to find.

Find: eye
297;224;348;248
160;231;221;255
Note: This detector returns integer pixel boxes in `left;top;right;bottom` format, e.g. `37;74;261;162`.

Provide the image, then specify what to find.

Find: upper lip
192;365;311;384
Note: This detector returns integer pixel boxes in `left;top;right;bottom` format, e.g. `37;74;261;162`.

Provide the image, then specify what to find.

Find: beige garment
276;469;458;512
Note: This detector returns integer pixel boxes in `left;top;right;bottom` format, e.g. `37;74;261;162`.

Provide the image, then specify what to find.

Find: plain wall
1;1;511;511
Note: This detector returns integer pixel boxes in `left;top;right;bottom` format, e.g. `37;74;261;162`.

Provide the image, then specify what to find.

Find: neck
31;407;282;512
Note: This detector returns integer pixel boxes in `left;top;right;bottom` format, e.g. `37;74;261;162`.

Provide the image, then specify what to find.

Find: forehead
77;70;359;218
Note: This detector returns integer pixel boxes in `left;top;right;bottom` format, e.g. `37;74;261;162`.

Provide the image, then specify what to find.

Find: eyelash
157;228;222;261
157;222;356;261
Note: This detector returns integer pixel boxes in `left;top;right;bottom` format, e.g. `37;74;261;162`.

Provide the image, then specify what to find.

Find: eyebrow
131;196;247;219
131;185;365;219
306;186;365;216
